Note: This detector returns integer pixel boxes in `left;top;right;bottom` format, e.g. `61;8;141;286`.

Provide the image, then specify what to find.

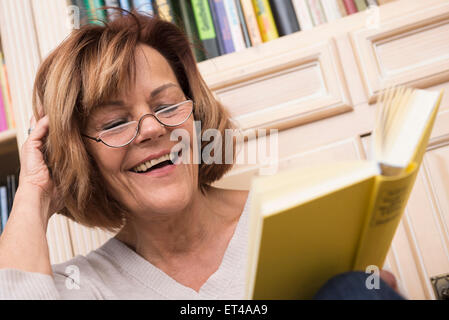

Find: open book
245;87;444;299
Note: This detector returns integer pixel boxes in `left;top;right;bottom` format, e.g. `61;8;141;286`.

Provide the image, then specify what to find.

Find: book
321;0;342;22
223;0;246;52
291;0;314;31
234;0;252;48
191;0;221;59
132;0;155;15
307;0;327;26
251;0;279;42
209;0;235;54
342;0;357;14
239;0;263;45
0;85;7;132
173;0;206;62
335;0;348;16
71;0;89;25
354;0;367;11
154;0;177;23
0;186;7;234
104;0;120;20
245;86;444;299
118;0;132;11
268;0;300;36
83;0;107;24
0;52;14;129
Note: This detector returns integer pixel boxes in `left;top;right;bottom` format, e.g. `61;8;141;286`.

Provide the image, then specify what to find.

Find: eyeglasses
82;99;194;148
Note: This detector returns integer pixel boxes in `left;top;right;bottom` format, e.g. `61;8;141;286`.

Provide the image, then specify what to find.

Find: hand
380;269;399;293
18;115;62;220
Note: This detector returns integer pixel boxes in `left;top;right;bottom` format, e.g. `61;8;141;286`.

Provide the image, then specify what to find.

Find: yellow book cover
251;0;279;42
245;87;444;300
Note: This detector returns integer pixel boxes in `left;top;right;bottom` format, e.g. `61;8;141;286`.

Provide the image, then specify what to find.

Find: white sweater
0;196;250;300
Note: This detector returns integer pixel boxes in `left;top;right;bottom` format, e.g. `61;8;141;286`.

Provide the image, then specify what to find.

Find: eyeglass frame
82;99;194;148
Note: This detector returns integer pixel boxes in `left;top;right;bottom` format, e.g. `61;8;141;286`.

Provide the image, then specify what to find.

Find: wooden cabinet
0;0;447;299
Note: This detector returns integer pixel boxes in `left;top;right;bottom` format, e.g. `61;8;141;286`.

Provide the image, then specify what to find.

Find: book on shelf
0;174;18;234
104;0;120;19
342;0;358;14
354;0;368;11
118;0;132;11
335;0;348;17
191;0;221;59
209;0;235;54
132;0;155;16
234;0;252;48
321;0;342;23
269;0;300;36
252;0;279;42
307;0;327;26
291;0;314;31
83;0;107;24
174;0;206;62
153;0;177;23
240;0;263;46
245;86;444;299
223;0;247;52
0;51;14;130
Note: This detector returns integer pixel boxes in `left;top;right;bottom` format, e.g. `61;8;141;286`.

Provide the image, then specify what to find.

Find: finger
380;270;398;291
28;115;50;141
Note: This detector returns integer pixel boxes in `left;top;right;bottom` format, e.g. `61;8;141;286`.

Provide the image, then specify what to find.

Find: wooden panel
207;39;352;131
214;136;365;190
351;1;449;102
67;220;114;257
47;215;74;264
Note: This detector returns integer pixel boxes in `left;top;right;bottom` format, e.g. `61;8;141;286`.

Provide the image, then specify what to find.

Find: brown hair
32;11;235;232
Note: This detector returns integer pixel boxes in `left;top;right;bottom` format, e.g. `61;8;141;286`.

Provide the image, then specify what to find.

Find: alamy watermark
65;264;80;290
365;265;380;290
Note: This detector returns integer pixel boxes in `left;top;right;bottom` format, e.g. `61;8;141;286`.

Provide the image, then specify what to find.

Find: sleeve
0;256;105;300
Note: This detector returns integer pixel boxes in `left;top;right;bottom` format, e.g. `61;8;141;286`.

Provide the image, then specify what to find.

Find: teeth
133;153;171;173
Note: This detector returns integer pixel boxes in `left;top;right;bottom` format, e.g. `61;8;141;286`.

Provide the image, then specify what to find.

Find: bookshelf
0;0;448;299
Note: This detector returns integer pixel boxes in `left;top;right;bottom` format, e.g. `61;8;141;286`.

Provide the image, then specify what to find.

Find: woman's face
85;44;197;218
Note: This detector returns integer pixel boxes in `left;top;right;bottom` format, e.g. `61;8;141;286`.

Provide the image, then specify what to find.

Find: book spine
251;0;279;42
291;0;314;31
320;0;341;23
307;0;327;26
71;0;89;25
176;0;206;62
353;165;418;270
9;174;16;218
336;0;348;17
0;186;7;234
366;0;378;6
104;0;120;19
234;0;252;48
210;0;235;54
83;0;107;23
132;0;155;15
377;0;395;4
0;53;14;129
6;175;12;214
268;0;300;36
154;0;176;23
191;0;221;59
208;0;226;55
223;0;246;51
0;87;7;132
119;0;132;10
354;0;367;11
239;0;263;45
342;0;357;14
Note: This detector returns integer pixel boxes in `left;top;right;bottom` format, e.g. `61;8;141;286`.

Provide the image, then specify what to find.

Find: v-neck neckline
97;194;250;299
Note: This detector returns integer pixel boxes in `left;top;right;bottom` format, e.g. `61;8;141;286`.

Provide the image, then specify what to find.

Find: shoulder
51;241;118;299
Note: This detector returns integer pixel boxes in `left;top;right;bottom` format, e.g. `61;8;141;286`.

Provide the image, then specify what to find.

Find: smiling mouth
131;149;182;174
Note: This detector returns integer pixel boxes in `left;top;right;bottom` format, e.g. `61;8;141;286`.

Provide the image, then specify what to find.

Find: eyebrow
98;83;180;108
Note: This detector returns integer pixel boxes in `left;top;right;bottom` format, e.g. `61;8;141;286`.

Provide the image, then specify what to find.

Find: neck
115;187;237;263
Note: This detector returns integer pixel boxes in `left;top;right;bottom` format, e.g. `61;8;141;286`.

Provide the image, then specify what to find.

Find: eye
155;104;174;112
103;119;129;130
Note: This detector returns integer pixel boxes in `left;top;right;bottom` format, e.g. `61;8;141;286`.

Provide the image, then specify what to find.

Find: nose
133;114;167;144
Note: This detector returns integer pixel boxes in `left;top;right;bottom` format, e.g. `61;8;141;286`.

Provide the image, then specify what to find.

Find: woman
0;11;401;300
0;12;249;299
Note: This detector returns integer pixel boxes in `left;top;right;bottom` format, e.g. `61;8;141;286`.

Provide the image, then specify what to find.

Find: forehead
134;44;178;85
